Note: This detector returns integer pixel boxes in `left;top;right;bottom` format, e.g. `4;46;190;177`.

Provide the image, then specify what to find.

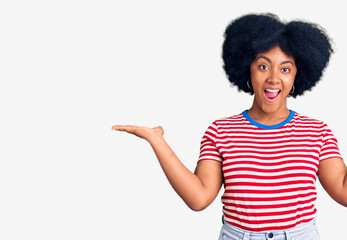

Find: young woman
112;13;346;240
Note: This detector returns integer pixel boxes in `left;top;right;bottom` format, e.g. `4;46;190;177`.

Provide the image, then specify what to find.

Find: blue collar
242;110;295;129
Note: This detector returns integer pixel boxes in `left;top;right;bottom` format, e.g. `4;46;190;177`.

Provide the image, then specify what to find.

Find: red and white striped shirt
198;110;342;232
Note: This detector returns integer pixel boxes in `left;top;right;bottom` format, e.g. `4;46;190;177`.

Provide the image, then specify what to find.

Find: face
249;46;297;114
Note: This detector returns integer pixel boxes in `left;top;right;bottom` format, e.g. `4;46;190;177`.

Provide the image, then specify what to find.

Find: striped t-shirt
198;110;342;232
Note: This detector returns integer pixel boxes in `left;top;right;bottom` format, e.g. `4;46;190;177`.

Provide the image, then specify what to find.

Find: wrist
147;130;164;144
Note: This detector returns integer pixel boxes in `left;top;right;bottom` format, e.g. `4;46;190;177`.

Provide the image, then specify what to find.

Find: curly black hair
222;13;334;98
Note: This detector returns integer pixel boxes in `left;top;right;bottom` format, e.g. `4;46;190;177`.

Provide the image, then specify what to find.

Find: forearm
337;163;347;207
148;133;205;210
343;171;347;207
319;158;347;207
112;124;217;210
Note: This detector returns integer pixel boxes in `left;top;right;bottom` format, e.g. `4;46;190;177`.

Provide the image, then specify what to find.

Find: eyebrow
256;56;295;66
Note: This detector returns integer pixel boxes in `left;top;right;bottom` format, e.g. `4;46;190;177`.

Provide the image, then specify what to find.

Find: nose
267;69;281;84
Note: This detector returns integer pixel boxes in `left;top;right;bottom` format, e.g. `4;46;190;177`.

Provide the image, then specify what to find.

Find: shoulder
203;112;250;137
211;112;246;127
292;111;326;127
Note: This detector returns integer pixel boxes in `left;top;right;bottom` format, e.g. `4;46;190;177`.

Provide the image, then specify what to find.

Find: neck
247;103;291;126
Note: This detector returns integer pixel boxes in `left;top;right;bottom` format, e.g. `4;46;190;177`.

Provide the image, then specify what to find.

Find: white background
1;0;346;239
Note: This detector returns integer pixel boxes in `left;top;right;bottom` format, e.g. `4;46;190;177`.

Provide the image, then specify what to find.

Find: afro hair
222;13;334;98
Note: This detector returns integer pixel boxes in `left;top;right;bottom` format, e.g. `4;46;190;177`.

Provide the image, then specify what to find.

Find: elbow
187;198;210;212
189;204;207;212
339;190;347;207
335;195;347;207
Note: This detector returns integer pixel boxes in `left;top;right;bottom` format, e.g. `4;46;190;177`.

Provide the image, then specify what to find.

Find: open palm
111;125;164;141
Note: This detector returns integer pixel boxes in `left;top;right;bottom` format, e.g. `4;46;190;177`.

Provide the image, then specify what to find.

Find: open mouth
264;89;281;102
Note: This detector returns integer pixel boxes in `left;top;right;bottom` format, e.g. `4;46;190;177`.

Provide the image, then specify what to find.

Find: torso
199;110;341;231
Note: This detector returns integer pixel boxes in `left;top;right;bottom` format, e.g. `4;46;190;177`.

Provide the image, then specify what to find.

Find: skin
112;46;347;210
247;46;297;125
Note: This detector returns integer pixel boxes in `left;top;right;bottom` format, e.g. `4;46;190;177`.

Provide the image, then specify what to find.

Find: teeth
265;89;280;93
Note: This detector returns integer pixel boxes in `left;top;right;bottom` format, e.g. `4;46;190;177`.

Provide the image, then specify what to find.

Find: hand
111;125;164;141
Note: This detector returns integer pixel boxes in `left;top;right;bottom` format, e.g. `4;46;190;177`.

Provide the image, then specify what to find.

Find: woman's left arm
318;157;347;207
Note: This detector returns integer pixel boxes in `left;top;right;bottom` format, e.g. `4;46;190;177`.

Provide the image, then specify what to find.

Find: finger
154;126;163;131
111;125;121;131
153;126;164;134
111;125;134;132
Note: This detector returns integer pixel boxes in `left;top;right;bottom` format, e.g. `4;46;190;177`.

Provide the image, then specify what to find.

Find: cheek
285;76;296;88
250;73;265;89
282;78;296;96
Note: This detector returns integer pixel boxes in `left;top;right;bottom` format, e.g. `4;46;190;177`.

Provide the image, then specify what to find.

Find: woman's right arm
112;125;223;211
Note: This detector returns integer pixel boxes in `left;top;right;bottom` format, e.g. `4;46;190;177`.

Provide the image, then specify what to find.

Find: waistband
221;216;317;239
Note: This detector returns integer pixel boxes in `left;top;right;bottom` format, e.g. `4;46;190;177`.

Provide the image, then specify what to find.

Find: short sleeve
319;123;343;161
197;121;223;163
